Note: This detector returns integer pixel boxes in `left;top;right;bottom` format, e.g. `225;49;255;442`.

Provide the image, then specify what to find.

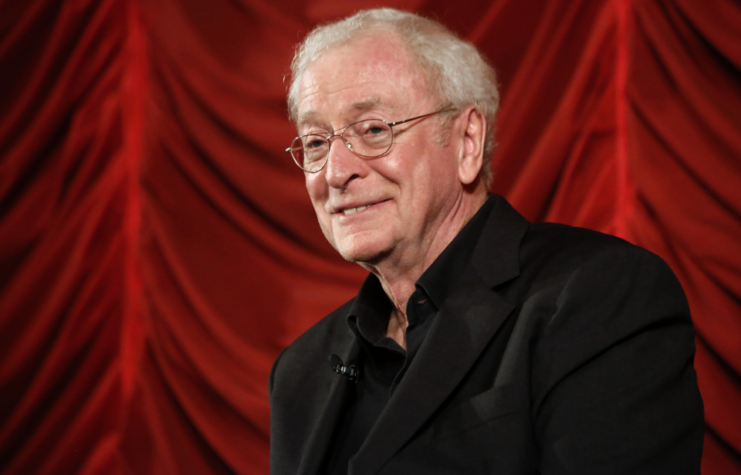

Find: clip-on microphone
329;354;359;383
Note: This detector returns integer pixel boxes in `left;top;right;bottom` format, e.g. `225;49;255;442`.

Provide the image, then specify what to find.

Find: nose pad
326;135;354;155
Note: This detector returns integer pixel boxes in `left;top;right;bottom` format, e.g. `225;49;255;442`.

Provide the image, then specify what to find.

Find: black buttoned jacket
269;195;704;475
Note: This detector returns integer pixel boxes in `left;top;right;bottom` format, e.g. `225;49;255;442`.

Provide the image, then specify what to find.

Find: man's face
296;34;464;268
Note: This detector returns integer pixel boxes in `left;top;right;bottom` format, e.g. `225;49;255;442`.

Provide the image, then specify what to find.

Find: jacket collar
350;268;516;475
300;194;529;475
350;195;529;474
471;194;528;289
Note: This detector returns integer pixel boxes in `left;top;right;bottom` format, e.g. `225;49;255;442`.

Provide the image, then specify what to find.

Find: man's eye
305;138;327;150
366;126;385;135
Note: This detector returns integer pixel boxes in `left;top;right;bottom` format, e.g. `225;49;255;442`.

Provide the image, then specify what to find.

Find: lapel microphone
329;354;359;383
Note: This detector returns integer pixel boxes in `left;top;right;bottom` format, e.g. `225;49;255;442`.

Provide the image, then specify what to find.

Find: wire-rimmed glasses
285;109;451;173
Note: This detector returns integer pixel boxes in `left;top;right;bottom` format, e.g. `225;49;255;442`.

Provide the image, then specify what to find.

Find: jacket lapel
349;270;516;475
348;195;529;475
297;332;361;475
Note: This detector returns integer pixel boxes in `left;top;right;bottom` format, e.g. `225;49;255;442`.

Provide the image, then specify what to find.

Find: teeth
342;204;371;215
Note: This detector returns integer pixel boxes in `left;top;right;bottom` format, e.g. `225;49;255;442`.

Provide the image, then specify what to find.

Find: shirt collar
348;273;393;345
416;195;495;309
347;194;495;338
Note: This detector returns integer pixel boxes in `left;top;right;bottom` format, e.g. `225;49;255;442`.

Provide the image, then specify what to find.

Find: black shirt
323;197;495;474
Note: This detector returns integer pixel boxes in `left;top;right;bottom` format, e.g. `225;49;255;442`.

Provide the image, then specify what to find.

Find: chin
336;246;380;264
334;238;391;265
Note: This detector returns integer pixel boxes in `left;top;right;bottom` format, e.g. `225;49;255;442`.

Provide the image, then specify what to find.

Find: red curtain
1;0;739;473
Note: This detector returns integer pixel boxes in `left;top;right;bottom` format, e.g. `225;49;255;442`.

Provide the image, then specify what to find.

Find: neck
361;190;487;348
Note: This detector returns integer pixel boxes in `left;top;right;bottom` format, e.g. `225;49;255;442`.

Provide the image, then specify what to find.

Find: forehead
296;34;431;127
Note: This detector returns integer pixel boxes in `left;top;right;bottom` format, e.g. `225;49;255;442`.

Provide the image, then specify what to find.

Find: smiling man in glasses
269;8;703;475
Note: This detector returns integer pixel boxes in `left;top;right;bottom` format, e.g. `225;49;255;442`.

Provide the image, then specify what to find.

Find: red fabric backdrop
1;0;739;473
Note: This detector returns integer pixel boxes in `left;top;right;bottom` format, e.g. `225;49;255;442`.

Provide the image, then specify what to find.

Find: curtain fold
0;1;127;473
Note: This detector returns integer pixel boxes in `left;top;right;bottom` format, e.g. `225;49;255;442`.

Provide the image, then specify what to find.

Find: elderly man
269;8;703;475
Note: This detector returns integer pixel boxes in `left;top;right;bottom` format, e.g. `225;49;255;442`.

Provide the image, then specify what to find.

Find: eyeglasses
285;109;451;173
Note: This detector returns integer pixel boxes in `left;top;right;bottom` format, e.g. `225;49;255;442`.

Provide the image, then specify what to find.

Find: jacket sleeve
532;245;704;475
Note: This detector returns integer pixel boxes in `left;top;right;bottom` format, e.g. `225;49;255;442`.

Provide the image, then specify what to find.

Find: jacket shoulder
269;298;355;396
521;222;678;280
510;225;702;474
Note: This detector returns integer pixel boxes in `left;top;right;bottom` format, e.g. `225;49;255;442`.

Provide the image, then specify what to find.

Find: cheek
406;160;459;215
305;175;334;233
305;174;327;204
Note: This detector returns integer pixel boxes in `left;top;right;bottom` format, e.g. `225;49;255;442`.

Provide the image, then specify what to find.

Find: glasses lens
292;135;329;172
344;120;392;158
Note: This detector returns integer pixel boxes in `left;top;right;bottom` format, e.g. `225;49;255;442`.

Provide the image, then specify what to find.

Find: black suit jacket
269;195;704;475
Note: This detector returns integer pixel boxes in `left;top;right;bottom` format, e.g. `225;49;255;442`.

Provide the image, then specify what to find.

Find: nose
323;134;365;188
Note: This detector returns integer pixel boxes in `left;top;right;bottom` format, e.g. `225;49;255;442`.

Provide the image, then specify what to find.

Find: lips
341;204;371;215
334;199;388;216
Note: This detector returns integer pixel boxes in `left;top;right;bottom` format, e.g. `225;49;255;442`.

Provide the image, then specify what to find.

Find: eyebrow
297;97;384;131
297;110;319;130
350;97;381;111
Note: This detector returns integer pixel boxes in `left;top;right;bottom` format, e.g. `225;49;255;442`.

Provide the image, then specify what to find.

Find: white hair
287;8;500;185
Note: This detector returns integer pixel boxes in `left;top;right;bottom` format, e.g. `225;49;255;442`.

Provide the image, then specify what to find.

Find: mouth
341;204;372;215
335;199;389;216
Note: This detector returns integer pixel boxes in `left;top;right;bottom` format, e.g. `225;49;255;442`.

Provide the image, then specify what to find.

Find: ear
455;106;486;186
